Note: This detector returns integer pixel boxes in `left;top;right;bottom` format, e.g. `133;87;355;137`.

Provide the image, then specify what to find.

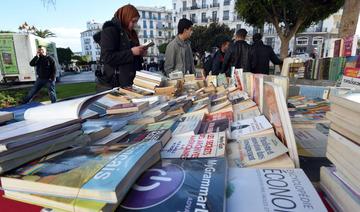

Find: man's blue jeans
23;78;57;103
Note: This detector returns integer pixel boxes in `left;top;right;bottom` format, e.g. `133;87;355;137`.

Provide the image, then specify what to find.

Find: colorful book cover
227;168;327;212
161;132;226;158
146;119;178;132
1;141;161;203
227;133;289;167
119;158;226;211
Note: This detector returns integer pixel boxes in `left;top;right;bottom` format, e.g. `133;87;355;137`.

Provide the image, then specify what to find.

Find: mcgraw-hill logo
121;163;185;209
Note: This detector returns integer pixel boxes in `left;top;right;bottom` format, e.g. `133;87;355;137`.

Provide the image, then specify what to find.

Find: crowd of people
24;4;284;102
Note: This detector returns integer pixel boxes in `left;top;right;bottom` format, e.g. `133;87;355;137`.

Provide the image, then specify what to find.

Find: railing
210;3;220;8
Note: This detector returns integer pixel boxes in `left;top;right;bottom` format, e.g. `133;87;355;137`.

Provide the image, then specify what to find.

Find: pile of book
133;70;165;93
320;91;360;211
0;72;330;211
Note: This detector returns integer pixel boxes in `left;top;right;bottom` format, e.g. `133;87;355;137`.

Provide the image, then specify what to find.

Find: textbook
230;115;273;139
119;158;226;212
161;132;226;158
227;132;289;167
1;141;162;203
227;168;327;212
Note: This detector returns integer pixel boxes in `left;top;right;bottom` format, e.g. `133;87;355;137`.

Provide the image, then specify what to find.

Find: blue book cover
118;158;226;211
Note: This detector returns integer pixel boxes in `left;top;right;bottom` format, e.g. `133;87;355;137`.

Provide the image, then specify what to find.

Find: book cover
234;106;260;121
205;111;233;122
263;82;299;167
119;158;226;211
232;99;256;112
198;118;229;134
172;113;204;136
1;141;161;203
230;115;273;139
146;118;178;132
227;133;289;167
227;168;327;212
161;132;226;158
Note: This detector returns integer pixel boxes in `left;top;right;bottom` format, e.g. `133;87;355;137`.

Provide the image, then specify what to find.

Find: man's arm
269;47;282;65
49;57;56;81
29;56;39;66
164;43;175;75
222;46;233;77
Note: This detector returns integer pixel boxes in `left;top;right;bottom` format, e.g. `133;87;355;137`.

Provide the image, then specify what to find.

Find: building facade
293;9;343;55
137;6;173;62
80;21;102;62
172;0;254;35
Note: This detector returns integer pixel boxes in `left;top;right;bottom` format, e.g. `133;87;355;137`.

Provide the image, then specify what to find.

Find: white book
230;115;273;139
227;132;289;167
227;168;327;212
172;113;205;136
136;70;164;82
161;132;226;158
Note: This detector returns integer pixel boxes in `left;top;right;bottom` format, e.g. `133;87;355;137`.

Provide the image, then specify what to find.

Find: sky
0;0;172;52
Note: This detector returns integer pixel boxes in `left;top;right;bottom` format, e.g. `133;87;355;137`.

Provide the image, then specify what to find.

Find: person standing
212;35;231;75
97;4;146;91
164;18;195;76
222;29;252;77
23;46;57;103
251;33;282;74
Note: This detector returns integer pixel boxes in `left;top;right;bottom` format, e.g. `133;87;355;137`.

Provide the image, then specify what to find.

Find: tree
57;47;73;65
72;55;89;66
190;23;234;62
34;29;56;38
158;43;168;54
339;0;360;38
235;0;345;58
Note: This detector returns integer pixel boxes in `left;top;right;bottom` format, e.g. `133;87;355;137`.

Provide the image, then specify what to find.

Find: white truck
0;33;62;83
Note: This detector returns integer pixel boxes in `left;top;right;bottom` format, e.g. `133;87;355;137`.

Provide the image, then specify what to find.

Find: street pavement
60;71;95;84
0;71;96;90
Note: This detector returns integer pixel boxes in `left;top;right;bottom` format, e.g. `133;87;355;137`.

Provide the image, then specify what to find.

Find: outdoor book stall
0;67;359;211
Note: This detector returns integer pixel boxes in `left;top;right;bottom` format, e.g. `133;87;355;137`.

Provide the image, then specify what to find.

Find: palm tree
34;29;56;38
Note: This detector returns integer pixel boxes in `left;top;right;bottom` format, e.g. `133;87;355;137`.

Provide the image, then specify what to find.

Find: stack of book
133;70;164;93
320;92;360;211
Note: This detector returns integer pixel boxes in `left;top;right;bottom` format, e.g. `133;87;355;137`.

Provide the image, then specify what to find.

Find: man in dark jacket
222;29;252;77
97;5;145;91
251;33;282;74
23;46;57;103
212;35;231;75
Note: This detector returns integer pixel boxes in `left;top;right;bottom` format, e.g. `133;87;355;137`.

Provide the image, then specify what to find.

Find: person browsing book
97;4;146;91
23;46;57;103
164;18;195;76
250;33;282;74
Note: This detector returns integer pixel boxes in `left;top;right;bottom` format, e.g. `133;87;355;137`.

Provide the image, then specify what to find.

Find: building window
212;11;217;21
173;3;176;10
158;13;161;20
150;21;153;29
159;31;162;37
142;11;146;19
144;30;148;38
183;1;187;10
191;14;196;23
296;37;309;45
201;13;206;23
312;37;323;46
224;0;230;6
149;12;152;19
223;10;229;20
150;30;154;38
202;0;206;8
143;20;147;28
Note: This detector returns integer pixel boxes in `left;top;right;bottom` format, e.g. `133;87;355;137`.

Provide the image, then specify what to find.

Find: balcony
210;3;220;8
201;4;209;9
190;4;200;10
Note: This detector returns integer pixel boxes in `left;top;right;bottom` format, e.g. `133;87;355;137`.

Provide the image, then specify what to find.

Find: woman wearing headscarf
97;4;146;91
